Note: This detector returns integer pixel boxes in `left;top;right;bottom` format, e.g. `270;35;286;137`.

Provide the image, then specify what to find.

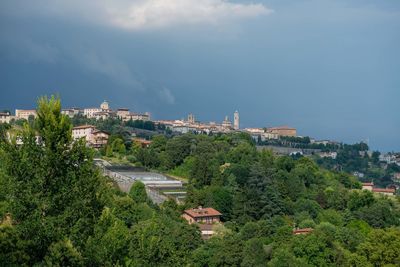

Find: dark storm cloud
0;0;399;151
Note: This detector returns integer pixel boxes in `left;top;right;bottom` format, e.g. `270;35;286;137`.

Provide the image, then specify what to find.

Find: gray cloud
158;87;176;105
75;50;145;90
1;0;272;31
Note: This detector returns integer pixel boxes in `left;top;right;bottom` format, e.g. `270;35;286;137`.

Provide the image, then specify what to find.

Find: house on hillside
372;188;396;196
361;181;396;196
72;125;109;148
182;207;222;239
293;228;313;235
362;182;374;191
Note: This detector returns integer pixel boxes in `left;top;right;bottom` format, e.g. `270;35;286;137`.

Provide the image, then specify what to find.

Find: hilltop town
2;99;400;195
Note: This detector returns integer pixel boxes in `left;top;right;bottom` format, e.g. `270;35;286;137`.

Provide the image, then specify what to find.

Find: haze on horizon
0;0;399;151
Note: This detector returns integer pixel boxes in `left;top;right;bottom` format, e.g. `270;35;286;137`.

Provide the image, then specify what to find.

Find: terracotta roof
133;138;152;144
362;182;374;186
293;228;313;235
372;188;395;193
73;125;96;130
184;207;222;218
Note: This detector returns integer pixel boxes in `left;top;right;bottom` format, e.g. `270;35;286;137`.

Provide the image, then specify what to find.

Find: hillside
1;97;400;266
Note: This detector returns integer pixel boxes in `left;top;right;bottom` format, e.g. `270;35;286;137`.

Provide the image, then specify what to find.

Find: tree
357;228;400;266
129;181;148;203
84;208;129;266
0;96;109;263
44;239;84;267
129;216;201;266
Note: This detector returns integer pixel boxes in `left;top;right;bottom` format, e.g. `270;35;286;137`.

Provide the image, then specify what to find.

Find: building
183;207;222;224
221;116;232;129
15;109;37;120
266;126;297;137
62;108;83;118
234;110;239;130
133;138;152;148
372;188;396;196
361;182;396;196
72;125;109;148
293;228;313;235
353;171;365;178
93;111;111;120
61;109;75;118
100;100;110;111
91;130;110;148
127;112;150;121
182;207;222;239
0;112;11;123
318;151;338;159
379;153;397;165
187;113;195;124
83;108;102;118
116;108;130;120
393;173;400;182
362;182;374;191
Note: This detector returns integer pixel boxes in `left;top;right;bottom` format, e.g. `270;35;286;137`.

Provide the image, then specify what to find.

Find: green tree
357;228;400;266
85;208;129;266
44;239;84;267
129;181;148;203
0;96;109;263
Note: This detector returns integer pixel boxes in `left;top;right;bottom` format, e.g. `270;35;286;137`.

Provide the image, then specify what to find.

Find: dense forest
1;97;400;266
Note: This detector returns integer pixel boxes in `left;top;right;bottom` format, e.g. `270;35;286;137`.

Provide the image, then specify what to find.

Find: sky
0;0;399;151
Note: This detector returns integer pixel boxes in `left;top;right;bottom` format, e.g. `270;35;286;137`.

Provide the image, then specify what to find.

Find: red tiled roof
293;228;313;235
372;188;395;193
133;138;152;144
184;207;222;218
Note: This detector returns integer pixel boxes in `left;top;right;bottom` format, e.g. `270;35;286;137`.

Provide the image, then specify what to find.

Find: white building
72;125;96;141
61;108;82;118
0;112;11;123
83;108;102;118
72;125;109;148
318;151;338;159
15;109;37;120
234;110;239;130
379;154;396;164
126;112;150;121
100;100;110;111
362;182;374;191
117;108;130;120
61;109;75;118
222;116;232;129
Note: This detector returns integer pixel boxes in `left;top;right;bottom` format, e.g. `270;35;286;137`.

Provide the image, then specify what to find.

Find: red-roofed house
293;228;313;235
72;125;109;148
362;182;374;191
133;138;152;148
183;207;222;224
182;207;222;239
372;188;396;196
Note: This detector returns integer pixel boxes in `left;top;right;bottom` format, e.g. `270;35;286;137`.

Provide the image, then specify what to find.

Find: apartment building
15;109;37;120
